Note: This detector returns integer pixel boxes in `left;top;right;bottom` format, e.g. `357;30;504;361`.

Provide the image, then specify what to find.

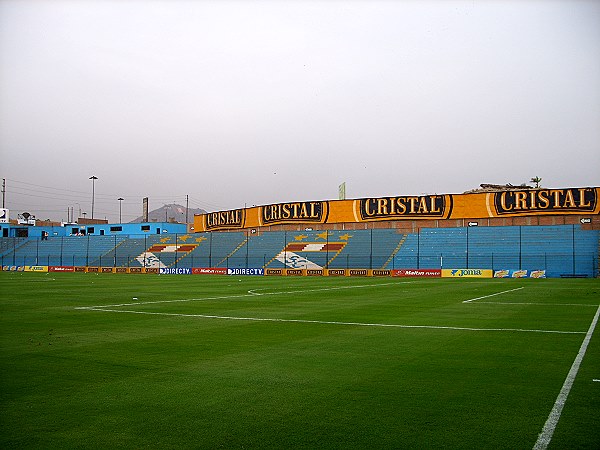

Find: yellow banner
442;269;493;278
25;265;49;272
193;187;599;231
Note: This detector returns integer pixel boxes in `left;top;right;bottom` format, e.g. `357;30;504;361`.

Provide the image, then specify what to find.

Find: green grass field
1;272;599;449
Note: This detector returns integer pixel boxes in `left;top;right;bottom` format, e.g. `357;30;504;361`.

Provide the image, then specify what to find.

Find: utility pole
185;195;189;225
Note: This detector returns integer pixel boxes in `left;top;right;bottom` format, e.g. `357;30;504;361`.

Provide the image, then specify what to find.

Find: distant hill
131;204;207;224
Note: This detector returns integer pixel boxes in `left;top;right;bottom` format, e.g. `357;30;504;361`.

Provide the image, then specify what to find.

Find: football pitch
1;272;599;449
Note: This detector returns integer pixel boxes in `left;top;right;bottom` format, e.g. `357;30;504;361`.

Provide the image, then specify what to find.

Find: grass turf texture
1;272;599;449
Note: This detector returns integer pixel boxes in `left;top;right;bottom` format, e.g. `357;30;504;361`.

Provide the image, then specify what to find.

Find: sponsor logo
87;267;99;272
205;209;245;230
135;252;166;269
261;201;326;225
101;267;114;273
75;267;87;272
265;268;284;276
443;269;492;278
358;195;448;220
49;266;75;272
25;266;48;272
3;265;24;272
116;267;128;273
276;251;322;269
306;269;323;276
159;268;192;275
372;270;391;277
129;267;143;273
494;188;597;215
192;267;228;275
349;269;368;276
286;269;303;276
495;269;546;279
227;268;264;276
392;269;441;277
327;269;346;276
453;269;479;276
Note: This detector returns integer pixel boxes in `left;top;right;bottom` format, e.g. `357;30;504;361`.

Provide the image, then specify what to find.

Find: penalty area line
466;302;598;307
533;304;600;450
74;281;414;310
463;286;524;303
81;307;585;335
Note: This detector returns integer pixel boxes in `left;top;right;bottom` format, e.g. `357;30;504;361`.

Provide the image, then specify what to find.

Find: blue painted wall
0;222;187;238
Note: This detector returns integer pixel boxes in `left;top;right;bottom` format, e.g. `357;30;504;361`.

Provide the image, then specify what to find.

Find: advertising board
285;269;303;276
348;269;369;277
493;270;546;278
227;268;264;276
392;269;441;277
194;187;600;231
371;270;390;277
326;269;347;276
49;266;75;272
25;266;49;272
442;269;492;278
192;267;228;275
265;268;284;276
306;269;323;276
159;268;192;275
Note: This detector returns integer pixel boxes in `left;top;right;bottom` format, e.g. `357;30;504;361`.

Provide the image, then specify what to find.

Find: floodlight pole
118;197;124;223
89;176;98;219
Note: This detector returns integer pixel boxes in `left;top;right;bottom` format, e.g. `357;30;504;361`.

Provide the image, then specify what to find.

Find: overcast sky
1;0;599;223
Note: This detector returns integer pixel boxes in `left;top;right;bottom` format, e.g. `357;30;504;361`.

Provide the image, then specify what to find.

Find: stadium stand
1;225;598;277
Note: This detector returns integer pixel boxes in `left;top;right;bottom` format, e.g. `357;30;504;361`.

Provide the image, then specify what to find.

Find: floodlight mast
89;176;98;219
118;197;124;223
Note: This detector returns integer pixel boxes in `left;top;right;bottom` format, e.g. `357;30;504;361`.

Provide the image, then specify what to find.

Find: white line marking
82;307;585;335
593;379;600;382
533;305;600;450
462;287;525;303
75;281;414;310
467;302;597;307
